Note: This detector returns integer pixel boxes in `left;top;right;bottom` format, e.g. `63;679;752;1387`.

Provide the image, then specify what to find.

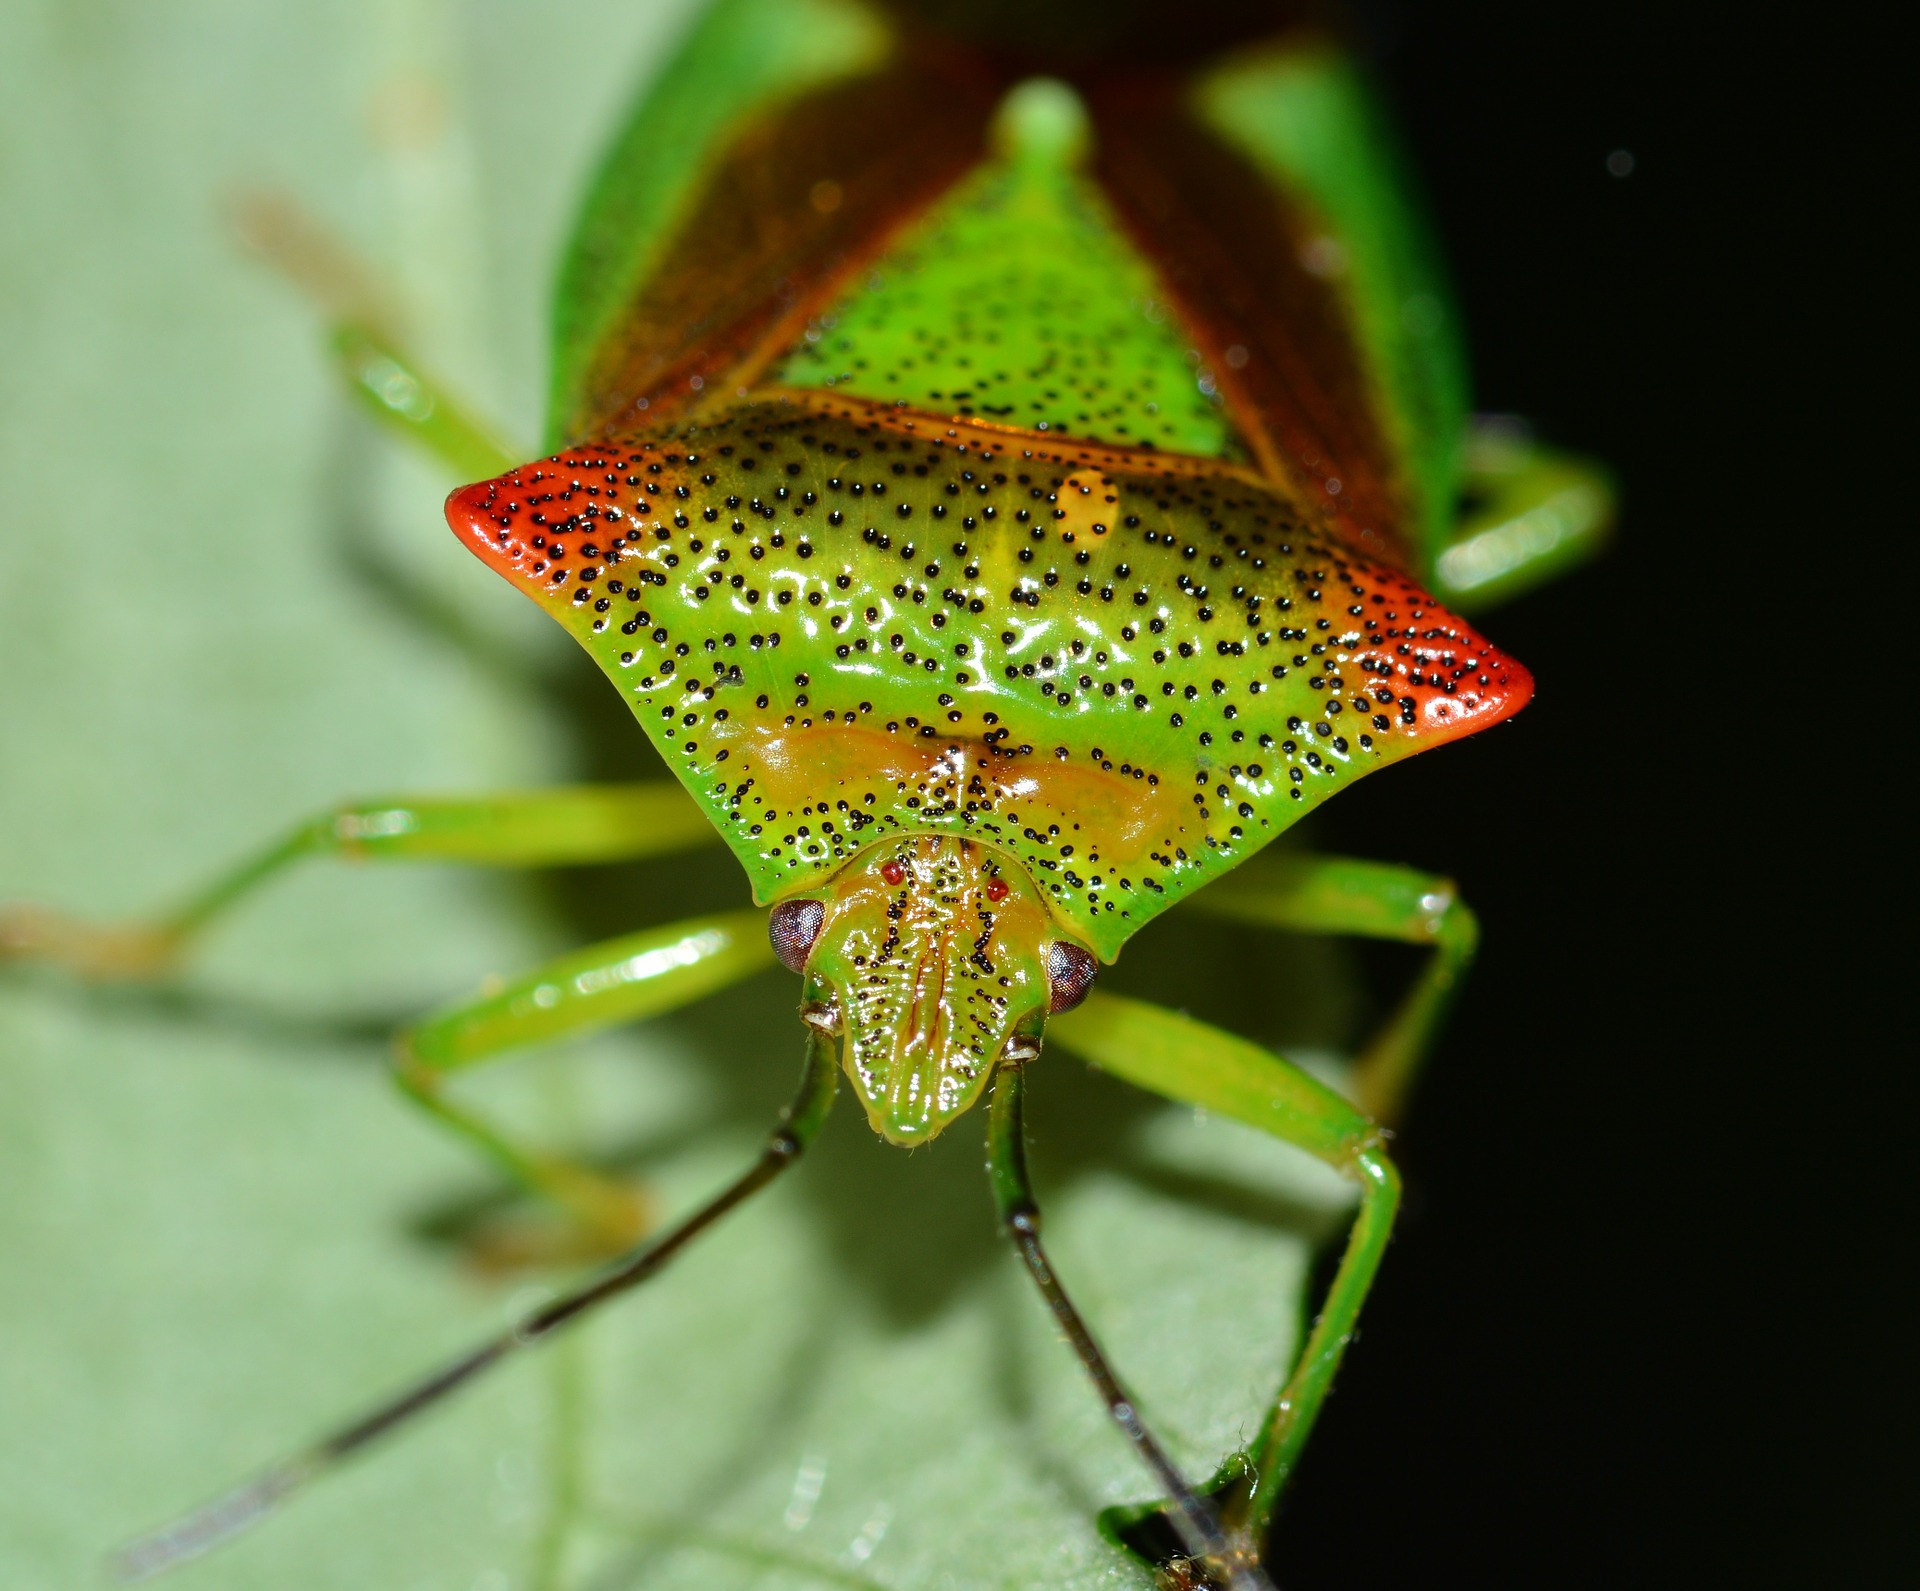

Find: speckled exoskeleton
4;2;1611;1584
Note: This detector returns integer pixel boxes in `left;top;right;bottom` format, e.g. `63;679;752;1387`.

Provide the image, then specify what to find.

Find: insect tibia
0;903;183;981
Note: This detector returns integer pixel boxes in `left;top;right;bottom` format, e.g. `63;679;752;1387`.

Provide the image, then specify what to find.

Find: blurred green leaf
0;4;1354;1586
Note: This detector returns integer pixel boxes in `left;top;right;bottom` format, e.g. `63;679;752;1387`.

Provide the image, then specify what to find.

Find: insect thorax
449;398;1525;961
448;80;1527;962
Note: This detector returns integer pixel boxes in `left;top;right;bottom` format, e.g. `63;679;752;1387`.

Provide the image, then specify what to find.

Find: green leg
328;321;519;482
396;908;774;1248
1189;850;1479;1125
231;190;519;480
2;783;718;979
1430;415;1616;610
1047;990;1402;1580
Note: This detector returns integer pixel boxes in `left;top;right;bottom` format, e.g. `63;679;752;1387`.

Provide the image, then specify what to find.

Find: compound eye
769;899;826;975
1045;941;1099;1013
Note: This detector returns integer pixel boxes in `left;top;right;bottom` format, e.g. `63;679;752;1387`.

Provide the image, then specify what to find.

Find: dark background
1276;4;1906;1586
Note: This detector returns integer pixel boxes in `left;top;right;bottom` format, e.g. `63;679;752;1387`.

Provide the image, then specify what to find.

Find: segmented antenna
113;1029;840;1580
985;1060;1279;1591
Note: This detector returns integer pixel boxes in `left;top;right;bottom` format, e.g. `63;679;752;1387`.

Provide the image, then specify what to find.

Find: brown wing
1084;71;1411;568
567;45;1007;443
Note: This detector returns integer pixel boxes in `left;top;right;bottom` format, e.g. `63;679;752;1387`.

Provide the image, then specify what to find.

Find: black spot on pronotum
1045;940;1099;1013
769;899;826;974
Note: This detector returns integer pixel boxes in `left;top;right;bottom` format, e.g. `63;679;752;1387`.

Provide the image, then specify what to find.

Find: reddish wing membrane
1085;72;1411;568
566;45;1008;442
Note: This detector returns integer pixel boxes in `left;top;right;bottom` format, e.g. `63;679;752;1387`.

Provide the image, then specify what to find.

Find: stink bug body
2;1;1611;1585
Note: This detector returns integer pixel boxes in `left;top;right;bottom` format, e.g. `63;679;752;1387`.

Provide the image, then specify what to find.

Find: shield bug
3;1;1611;1585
